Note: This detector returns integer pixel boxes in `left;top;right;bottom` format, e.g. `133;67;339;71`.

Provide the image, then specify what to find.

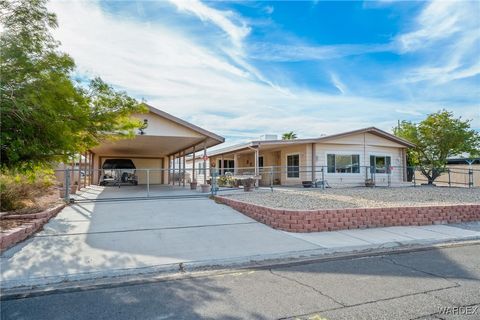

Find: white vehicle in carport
99;159;139;186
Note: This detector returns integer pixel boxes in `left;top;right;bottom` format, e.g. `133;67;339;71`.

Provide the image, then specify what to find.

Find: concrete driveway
2;185;479;290
0;186;320;289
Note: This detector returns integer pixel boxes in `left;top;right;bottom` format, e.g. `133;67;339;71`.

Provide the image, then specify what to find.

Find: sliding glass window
327;154;360;173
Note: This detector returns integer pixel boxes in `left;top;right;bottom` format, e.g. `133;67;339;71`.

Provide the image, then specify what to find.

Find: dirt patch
0;219;26;231
1;187;62;216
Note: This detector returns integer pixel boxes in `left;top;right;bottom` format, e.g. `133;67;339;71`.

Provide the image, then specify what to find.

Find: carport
76;105;223;197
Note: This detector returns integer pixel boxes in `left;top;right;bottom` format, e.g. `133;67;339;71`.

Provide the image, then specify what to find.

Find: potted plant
71;181;78;194
190;180;197;190
365;179;375;187
302;181;313;188
243;178;254;192
200;183;210;193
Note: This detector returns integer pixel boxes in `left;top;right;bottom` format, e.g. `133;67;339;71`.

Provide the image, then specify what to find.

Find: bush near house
217;175;235;187
0;168;56;212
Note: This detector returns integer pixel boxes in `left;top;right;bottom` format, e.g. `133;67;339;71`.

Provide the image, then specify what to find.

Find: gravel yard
222;187;480;210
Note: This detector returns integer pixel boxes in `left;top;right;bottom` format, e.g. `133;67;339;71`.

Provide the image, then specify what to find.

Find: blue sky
50;0;479;146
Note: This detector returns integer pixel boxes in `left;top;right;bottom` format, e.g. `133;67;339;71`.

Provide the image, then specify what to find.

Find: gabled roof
208;127;414;157
147;104;224;143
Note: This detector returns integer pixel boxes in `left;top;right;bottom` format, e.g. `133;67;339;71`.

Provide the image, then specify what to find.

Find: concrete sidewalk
1;191;479;291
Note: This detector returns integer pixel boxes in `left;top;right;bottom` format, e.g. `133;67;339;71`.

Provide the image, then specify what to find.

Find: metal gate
57;167;215;203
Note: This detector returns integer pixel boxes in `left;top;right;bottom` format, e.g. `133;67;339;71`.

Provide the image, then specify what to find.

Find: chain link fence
54;164;479;202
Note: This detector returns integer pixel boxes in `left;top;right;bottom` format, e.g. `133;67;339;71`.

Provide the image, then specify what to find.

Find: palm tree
282;131;297;140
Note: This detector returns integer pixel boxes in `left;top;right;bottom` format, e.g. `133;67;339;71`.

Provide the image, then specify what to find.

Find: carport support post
220;155;224;175
89;152;92;185
83;152;87;188
192;146;196;182
233;153;238;175
178;153;182;186
172;154;176;186
182;150;186;187
167;155;171;185
77;154;82;190
203;142;207;183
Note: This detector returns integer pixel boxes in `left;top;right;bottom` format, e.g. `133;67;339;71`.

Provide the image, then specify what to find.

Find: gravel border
223;187;480;210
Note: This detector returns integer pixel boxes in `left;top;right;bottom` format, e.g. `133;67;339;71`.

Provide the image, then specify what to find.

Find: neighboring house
185;154;210;185
443;157;480;187
447;157;480;165
201;127;414;187
84;105;224;185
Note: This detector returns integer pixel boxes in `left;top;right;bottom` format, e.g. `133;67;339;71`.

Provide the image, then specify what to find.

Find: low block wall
215;196;480;233
0;204;65;251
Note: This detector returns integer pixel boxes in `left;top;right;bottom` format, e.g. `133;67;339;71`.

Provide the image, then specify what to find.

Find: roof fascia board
146;104;224;143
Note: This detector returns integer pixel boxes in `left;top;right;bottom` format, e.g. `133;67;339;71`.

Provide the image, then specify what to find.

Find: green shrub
217;176;235;187
0;167;55;211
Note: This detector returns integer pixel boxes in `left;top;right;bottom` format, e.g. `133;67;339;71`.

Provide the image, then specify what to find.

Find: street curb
1;238;479;301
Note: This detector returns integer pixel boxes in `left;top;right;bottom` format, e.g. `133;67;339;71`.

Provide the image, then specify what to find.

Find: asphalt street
1;243;479;320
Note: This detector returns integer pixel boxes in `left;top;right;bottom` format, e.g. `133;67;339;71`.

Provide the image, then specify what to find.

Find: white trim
324;151;362;175
285;153;301;179
368;152;394;175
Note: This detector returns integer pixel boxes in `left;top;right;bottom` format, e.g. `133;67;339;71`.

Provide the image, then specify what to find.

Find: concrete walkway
1;186;479;290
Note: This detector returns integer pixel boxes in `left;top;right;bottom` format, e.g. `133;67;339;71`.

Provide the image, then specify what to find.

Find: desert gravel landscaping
222;187;480;210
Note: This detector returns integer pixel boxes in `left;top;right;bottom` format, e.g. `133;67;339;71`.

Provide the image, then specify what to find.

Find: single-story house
70;105;224;187
202;127;415;187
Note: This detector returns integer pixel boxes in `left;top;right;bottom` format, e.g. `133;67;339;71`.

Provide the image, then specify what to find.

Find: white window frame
286;153;300;179
369;153;393;175
324;151;362;175
218;159;234;174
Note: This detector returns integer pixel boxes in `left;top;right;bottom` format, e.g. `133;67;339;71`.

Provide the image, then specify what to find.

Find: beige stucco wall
324;132;406;148
131;113;203;138
315;143;405;186
195;132;409;187
93;155;166;185
276;144;310;185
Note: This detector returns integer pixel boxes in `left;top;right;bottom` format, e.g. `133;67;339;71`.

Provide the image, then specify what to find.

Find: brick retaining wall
0;204;65;251
215;196;480;233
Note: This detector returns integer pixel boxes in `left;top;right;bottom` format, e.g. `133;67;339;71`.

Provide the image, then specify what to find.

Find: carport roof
147;105;224;143
90;105;224;157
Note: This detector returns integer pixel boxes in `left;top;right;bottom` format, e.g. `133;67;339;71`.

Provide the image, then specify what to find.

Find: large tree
394;110;480;184
0;0;146;169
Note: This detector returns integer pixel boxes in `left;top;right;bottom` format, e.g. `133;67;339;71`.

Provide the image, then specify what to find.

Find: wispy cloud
263;5;274;15
330;73;347;95
396;1;462;53
168;0;250;48
396;0;480;83
394;109;422;116
248;43;392;62
48;0;479;147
